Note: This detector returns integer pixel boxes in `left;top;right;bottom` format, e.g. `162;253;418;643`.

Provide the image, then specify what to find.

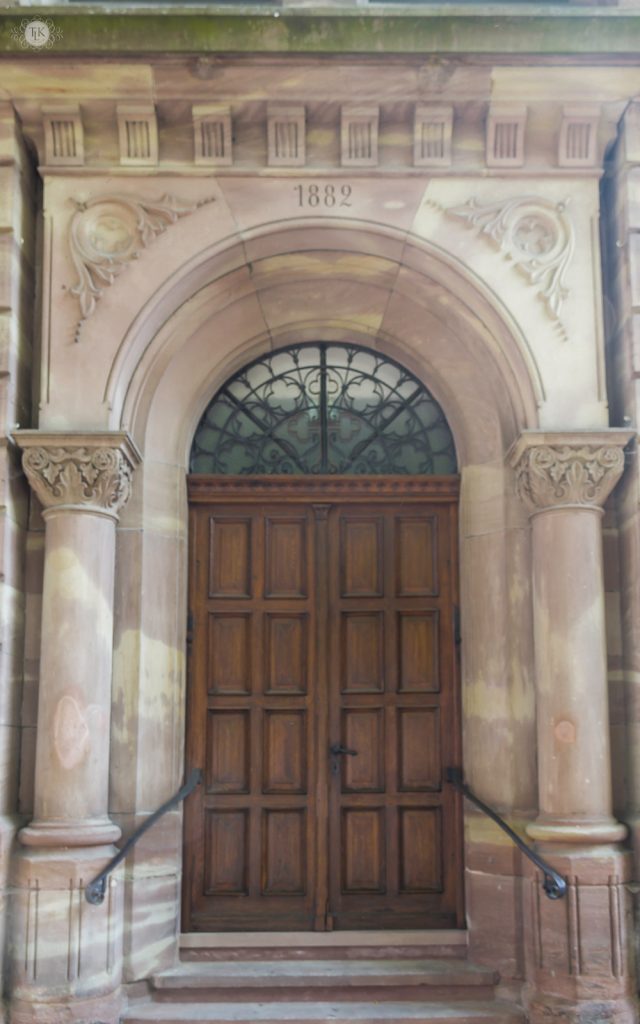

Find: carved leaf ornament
22;446;134;514
446;195;574;320
69;192;215;339
515;444;625;511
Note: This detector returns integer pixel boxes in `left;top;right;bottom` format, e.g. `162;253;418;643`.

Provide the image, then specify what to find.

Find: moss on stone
1;10;640;55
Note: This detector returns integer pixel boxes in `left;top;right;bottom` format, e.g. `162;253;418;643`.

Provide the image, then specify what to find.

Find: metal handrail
85;769;203;905
446;767;567;900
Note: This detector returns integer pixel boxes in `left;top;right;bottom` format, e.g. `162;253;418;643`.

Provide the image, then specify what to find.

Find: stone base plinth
9;844;124;1024
10;989;122;1024
527;993;638;1024
524;846;637;1024
465;822;529;985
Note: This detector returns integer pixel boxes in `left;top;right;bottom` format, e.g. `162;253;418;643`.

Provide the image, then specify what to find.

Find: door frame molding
188;475;460;505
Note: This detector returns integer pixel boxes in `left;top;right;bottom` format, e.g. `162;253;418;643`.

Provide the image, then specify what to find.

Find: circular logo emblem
24;20;50;48
10;18;62;50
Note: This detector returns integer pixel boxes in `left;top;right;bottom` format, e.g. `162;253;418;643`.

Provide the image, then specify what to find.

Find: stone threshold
180;931;468;949
122;999;523;1023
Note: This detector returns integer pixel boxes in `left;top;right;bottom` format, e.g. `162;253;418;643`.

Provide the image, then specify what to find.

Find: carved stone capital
509;431;634;513
13;431;141;517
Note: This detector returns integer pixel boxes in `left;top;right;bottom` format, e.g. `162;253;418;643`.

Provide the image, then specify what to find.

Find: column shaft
23;508;119;845
530;505;624;840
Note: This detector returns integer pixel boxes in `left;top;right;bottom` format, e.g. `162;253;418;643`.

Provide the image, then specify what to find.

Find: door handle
329;743;358;775
329;743;358;757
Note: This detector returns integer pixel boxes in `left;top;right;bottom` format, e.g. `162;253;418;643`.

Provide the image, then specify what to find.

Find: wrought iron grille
190;343;457;475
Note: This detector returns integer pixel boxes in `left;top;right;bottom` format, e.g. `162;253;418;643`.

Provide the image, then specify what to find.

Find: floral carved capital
69;192;215;340
15;434;141;516
513;444;626;511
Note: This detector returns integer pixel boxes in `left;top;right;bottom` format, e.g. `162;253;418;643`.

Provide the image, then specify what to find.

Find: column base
526;816;627;845
11;989;122;1024
524;847;637;1024
9;844;124;1023
19;816;122;847
527;994;638;1023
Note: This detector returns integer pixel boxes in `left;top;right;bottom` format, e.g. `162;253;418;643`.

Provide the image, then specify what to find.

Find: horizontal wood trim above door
188;475;460;504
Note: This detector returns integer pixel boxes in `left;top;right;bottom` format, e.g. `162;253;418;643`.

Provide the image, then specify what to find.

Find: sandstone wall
0;101;36;1017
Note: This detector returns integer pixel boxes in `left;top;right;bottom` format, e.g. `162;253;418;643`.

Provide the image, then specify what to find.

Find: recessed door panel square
399;808;442;893
204;810;249;895
209;518;252;598
342;613;384;693
398;708;441;791
262;810;306;895
342;808;386;893
265;518;307;598
265;614;308;694
342;709;384;792
340;518;383;597
208;614;252;694
396;517;438;596
206;710;250;793
398;612;439;692
263;710;307;794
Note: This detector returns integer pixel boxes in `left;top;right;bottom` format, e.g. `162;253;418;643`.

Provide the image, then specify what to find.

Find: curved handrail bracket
85;769;203;906
446;767;567;901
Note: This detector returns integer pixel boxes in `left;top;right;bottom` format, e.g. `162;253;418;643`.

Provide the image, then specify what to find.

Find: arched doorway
182;343;463;933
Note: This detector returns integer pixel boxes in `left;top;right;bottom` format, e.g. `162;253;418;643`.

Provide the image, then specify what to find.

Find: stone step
151;959;497;994
180;932;468;962
123;998;524;1023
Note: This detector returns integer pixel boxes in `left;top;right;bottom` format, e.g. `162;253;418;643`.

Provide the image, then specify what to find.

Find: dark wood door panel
184;503;318;931
327;502;460;930
184;484;462;933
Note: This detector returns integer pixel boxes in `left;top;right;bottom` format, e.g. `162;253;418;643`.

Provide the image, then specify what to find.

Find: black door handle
329;742;358;776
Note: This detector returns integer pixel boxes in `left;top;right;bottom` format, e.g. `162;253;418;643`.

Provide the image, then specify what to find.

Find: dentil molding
13;432;142;516
68;192;215;340
509;431;634;511
445;194;574;330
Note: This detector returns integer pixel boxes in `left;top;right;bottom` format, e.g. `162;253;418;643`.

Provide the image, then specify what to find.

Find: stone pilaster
511;430;637;1024
9;431;140;1024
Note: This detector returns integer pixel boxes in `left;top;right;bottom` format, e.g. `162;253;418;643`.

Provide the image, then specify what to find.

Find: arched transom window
190;343;457;475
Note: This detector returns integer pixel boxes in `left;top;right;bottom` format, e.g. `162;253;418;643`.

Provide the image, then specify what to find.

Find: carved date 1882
294;183;352;208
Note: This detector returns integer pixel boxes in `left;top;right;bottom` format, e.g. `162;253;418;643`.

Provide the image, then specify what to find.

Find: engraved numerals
294;183;352;208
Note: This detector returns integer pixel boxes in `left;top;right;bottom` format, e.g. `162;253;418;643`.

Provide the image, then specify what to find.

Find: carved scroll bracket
13;431;142;518
68;192;216;341
509;430;633;513
444;194;575;337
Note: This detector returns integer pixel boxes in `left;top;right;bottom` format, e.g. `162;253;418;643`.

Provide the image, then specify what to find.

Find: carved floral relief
514;444;626;511
21;445;135;514
445;194;574;326
68;192;215;339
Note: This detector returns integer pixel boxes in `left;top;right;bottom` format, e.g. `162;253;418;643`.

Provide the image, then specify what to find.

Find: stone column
511;430;636;1024
9;432;141;1024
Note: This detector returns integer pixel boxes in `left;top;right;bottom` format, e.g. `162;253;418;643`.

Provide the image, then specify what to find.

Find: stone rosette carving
69;192;215;339
16;435;141;516
446;195;574;324
514;444;626;511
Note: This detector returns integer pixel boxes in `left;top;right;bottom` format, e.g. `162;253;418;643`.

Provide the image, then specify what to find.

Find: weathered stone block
9;846;124;1024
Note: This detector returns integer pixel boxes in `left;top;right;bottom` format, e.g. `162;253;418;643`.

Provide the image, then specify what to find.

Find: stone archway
106;222;541;980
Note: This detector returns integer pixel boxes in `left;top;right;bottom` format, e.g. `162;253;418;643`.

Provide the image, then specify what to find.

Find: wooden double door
183;478;462;932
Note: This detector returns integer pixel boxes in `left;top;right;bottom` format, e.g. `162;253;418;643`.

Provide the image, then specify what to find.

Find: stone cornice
509;430;635;512
13;430;142;517
3;11;640;57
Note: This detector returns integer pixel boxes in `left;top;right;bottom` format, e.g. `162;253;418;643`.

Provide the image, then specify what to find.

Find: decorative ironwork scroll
190;344;457;475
